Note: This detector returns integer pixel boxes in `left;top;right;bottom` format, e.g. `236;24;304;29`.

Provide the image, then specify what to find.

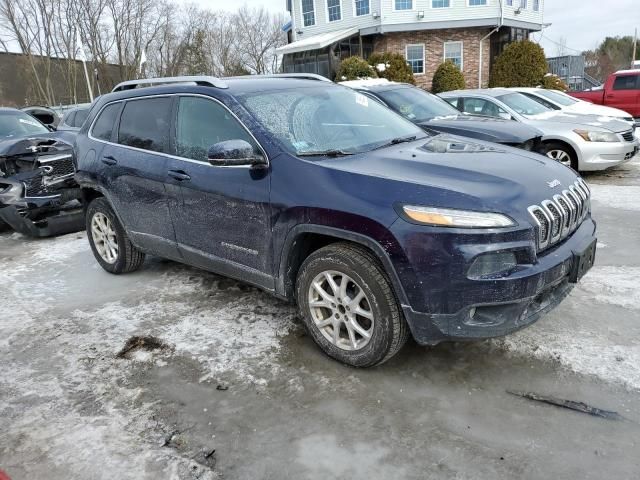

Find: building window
520;0;527;9
468;0;487;5
506;0;513;5
405;44;424;74
533;0;539;10
301;0;315;26
432;0;450;7
355;0;370;16
394;0;413;10
444;41;463;69
327;0;341;21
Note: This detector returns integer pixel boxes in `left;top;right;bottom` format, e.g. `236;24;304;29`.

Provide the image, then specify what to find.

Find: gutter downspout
479;0;504;88
290;1;297;42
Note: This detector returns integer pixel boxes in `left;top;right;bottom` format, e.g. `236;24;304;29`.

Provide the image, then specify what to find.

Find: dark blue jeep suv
74;75;597;367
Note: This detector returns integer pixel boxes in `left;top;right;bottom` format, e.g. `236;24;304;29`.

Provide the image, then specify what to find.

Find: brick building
277;0;545;90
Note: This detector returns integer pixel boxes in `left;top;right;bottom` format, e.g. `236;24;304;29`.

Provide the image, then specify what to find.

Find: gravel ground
1;158;639;480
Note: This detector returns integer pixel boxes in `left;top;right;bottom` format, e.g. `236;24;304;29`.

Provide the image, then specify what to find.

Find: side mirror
498;112;513;121
207;140;266;167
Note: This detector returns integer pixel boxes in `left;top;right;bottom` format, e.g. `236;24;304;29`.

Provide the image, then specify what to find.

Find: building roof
275;27;359;55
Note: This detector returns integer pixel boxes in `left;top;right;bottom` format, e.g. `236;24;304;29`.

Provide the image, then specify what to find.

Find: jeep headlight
574;129;619;143
402;206;516;228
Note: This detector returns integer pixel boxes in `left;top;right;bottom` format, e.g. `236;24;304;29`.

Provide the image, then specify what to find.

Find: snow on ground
589;184;640;211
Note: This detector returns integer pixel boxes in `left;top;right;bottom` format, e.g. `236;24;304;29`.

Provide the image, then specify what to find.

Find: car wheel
545;142;578;170
0;218;10;233
296;242;409;367
86;197;145;274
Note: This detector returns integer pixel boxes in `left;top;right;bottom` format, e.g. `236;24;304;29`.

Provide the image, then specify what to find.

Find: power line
539;33;584;54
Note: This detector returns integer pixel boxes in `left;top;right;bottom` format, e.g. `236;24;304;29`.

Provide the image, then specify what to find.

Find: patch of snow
579;266;640;310
588;185;640;211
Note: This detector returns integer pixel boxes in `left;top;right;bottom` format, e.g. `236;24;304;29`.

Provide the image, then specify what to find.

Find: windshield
496;93;551;117
0;111;49;139
375;86;459;122
237;85;426;156
536;89;578;106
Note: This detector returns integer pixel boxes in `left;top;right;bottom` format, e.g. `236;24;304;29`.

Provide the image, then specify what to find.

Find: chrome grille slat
529;180;591;251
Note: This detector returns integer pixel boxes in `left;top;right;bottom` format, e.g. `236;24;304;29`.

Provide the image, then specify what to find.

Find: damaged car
0;136;84;237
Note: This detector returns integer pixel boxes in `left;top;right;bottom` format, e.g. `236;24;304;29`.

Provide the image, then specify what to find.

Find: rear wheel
86;197;145;274
545;141;578;170
296;243;409;367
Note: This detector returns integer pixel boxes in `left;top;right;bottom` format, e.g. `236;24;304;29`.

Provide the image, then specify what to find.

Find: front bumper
394;218;597;346
578;140;638;171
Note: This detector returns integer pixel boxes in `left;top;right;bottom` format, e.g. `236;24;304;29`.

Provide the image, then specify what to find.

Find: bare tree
234;6;286;74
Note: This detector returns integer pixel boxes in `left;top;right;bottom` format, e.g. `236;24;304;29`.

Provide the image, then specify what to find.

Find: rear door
608;74;640;116
165;95;272;288
97;96;179;259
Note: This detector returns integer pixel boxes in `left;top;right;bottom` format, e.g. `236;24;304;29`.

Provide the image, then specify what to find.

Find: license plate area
569;238;597;283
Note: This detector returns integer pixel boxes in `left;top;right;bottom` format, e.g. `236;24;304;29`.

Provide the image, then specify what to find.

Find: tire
86;197;145;274
0;218;10;233
296;242;410;367
545;141;578;171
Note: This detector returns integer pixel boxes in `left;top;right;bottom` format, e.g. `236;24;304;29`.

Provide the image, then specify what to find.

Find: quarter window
354;0;370;16
613;75;639;91
432;0;450;7
301;0;315;26
327;0;341;21
444;41;463;69
176;97;258;163
394;0;413;10
468;0;487;5
118;97;172;154
406;44;424;75
91;103;121;142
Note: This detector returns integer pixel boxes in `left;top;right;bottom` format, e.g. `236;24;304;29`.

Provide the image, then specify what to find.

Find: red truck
571;70;640;119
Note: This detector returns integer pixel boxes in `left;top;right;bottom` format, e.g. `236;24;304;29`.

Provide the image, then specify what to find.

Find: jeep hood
418;115;542;144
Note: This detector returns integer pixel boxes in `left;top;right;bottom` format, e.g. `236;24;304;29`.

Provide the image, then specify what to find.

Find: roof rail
227;73;332;83
111;76;228;93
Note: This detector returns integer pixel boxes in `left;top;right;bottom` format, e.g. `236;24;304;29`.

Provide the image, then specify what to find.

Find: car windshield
496;93;551;117
0;111;49;139
237;85;427;156
536;89;578;106
375;86;459;122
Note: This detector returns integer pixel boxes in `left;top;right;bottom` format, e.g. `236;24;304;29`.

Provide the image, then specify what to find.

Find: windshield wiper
371;135;420;151
297;149;354;157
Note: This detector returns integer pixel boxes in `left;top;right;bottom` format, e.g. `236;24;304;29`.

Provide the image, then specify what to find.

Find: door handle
168;170;191;181
101;155;117;166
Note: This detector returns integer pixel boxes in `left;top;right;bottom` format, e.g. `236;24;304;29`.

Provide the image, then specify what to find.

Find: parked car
509;87;636;126
20;105;60;130
75;75;597;367
58;105;91;131
342;79;545;153
0;108;82;236
440;89;638;171
571;70;640;120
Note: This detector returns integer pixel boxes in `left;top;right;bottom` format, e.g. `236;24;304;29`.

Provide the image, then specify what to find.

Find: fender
277;224;411;307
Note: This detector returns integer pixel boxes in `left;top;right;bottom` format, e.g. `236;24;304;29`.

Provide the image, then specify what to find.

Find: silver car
440;89;638;171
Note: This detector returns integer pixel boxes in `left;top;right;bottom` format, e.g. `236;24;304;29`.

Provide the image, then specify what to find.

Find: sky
198;0;639;55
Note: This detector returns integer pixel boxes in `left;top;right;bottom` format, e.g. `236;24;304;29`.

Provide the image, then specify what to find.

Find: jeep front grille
528;179;591;251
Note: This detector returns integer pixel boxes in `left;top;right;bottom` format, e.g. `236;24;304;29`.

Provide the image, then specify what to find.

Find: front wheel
296;243;409;367
545;142;578;171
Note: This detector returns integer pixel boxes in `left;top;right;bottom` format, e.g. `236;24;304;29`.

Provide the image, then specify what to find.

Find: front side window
496;93;550;116
91;103;121;142
175;96;258;162
355;0;370;16
444;42;463;69
62;111;76;127
327;0;341;21
377;87;460;122
74;109;90;128
432;0;450;7
118;97;172;154
301;0;315;26
406;44;424;74
394;0;413;10
613;75;639;91
468;0;487;5
460;98;510;118
237;85;426;156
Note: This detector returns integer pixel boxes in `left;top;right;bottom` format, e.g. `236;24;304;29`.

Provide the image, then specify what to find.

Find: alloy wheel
546;149;572;167
91;212;118;264
307;270;375;351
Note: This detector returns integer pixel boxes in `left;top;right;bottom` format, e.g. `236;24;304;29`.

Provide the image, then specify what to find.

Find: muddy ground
1;159;639;480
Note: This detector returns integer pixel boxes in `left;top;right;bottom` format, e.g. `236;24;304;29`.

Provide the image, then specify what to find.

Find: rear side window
175;96;258;162
63;111;76;127
613;75;639;90
118;97;172;154
91;103;121;141
74;109;89;128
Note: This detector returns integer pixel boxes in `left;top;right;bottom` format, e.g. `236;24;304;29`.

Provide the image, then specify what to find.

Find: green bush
368;52;415;84
431;60;465;93
540;74;569;91
489;40;548;88
336;56;378;81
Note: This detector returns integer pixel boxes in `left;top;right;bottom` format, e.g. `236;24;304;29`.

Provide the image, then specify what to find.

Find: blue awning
282;21;292;33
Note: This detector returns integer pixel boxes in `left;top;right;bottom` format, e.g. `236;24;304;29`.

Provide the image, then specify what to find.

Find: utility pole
632;28;637;68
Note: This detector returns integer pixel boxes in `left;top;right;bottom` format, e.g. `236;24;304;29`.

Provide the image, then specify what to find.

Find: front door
608;75;640;116
166;95;272;288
